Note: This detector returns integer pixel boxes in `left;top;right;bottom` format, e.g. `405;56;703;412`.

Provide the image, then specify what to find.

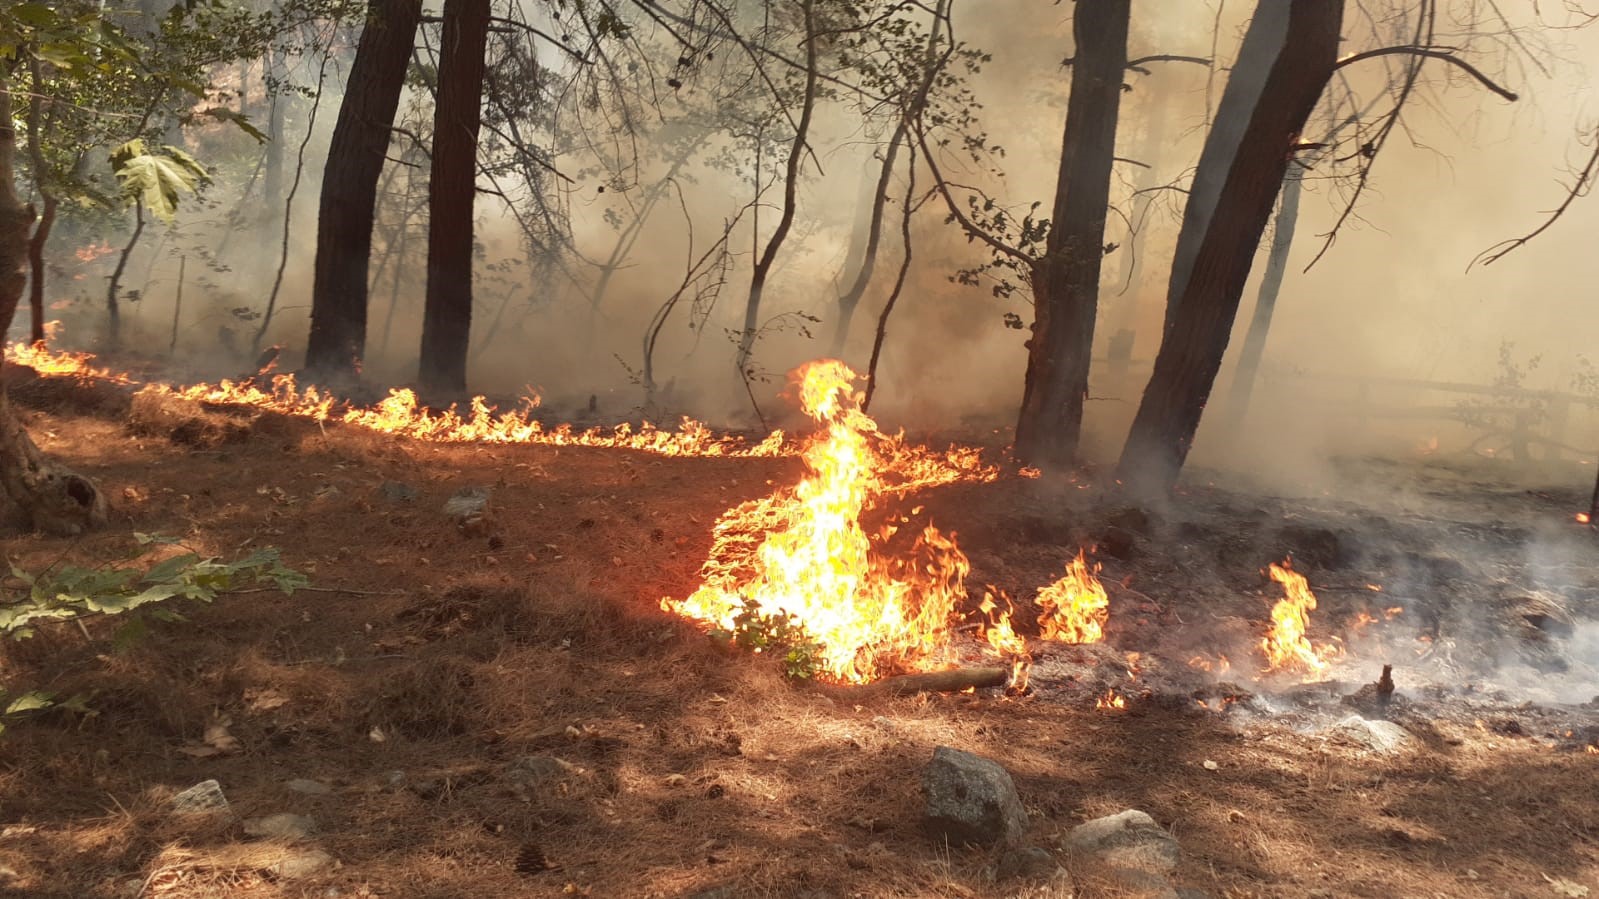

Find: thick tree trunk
1012;0;1130;470
1161;3;1291;339
304;0;421;382
1117;1;1343;499
0;88;106;535
1224;164;1303;427
417;0;490;397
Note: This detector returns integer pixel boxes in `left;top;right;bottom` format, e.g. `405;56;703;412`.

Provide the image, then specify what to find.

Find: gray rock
442;487;490;521
169;779;230;815
269;848;333;879
244;813;316;841
922;746;1029;846
996;846;1058;881
1063;810;1179;872
1331;715;1411;754
377;481;418;503
285;778;333;796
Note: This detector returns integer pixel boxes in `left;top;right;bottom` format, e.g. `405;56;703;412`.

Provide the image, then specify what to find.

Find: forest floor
0;363;1597;899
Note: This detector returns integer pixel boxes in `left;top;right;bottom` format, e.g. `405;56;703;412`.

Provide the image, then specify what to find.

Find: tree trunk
417;0;490;397
0;86;106;536
735;0;819;376
828;120;905;358
304;0;421;382
1012;0;1130;470
1161;2;1292;339
1224;163;1303;427
1117;0;1343;499
262;46;288;226
23;61;54;346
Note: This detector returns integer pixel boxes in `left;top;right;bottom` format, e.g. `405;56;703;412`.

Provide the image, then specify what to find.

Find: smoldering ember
3;2;1599;898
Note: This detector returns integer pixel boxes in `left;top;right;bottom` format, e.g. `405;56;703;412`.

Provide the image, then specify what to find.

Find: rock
377;481;418;503
169;779;231;815
996;846;1058;881
1063;810;1181;897
1331;715;1411;754
269;848;333;879
921;746;1029;846
244;813;316;841
443;487;490;521
285;778;333;796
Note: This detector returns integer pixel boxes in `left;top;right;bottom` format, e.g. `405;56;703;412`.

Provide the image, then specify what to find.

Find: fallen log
824;666;1009;699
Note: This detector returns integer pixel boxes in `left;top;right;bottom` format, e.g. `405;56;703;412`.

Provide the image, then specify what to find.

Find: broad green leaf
142;552;203;585
110;140;208;222
5;691;54;715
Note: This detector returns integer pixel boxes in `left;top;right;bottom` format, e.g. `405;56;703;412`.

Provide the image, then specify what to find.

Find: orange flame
1261;561;1339;678
977;590;1031;691
1095;689;1126;710
4;340;135;385
1036;551;1108;644
662;360;987;684
1578;512;1592;525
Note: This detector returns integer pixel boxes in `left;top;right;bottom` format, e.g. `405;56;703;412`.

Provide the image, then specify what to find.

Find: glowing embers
1259;560;1341;679
663;360;975;684
1036;551;1110;644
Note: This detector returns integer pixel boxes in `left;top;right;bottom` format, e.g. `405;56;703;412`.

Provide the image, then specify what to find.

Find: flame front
1036;551;1109;643
977;590;1031;690
1261;561;1338;677
663;360;978;684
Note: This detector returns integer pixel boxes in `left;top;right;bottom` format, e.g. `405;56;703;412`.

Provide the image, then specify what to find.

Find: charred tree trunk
304;0;421;382
1012;0;1130;470
23;57;53;346
0;87;106;535
1224;163;1303;427
417;0;490;397
1117;0;1342;499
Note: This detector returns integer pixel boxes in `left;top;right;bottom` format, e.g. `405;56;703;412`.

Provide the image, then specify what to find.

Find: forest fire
3;340;135;385
977;590;1031;690
1096;689;1127;711
1035;551;1110;643
662;360;982;684
1260;561;1339;678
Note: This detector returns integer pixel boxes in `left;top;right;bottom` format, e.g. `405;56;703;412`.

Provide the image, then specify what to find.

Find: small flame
977;590;1031;691
1586;745;1598;755
1577;512;1592;525
1036;551;1109;644
4;340;136;385
1260;560;1339;678
1187;653;1232;676
1095;689;1126;710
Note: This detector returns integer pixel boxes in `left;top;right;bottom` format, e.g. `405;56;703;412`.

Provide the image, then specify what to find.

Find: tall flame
1261;561;1338;677
663;360;978;684
1036;551;1109;643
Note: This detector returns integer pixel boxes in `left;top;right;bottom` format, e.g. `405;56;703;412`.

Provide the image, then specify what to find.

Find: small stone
169;779;230;815
244;813;316;841
996;846;1058;881
922;746;1029;846
442;487;491;521
1063;809;1181;895
1202;760;1219;771
269;848;333;879
377;481;418;503
285;778;333;796
1331;715;1411;754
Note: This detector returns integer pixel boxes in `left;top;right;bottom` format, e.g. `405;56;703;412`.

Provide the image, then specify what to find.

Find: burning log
823;666;1009;698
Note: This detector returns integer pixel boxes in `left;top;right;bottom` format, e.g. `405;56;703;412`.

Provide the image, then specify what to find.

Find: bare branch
1335;46;1519;102
914;125;1033;264
1126;54;1211;75
1472;127;1599;268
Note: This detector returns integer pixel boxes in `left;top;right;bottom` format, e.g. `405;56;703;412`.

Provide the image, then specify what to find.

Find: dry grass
0;392;1594;899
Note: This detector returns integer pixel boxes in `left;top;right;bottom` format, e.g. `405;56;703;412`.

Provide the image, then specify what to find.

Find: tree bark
1012;0;1130;470
1224;163;1303;428
417;0;490;397
1161;2;1291;339
0;85;106;536
23;58;54;346
1117;0;1343;499
828;120;904;358
304;0;421;382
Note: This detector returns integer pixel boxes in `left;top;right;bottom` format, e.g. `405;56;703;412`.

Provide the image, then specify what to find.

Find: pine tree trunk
417;0;490;397
1224;164;1303;427
304;0;421;382
0;85;106;535
1117;0;1343;499
1012;0;1130;470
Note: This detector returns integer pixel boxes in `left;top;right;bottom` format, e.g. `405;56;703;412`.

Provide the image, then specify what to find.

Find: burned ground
0;375;1596;899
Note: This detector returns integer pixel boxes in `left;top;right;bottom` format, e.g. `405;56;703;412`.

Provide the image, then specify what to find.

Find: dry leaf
244;688;289;712
1544;874;1591;897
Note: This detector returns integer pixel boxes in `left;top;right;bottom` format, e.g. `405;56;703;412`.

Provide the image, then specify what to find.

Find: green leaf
109;140;208;222
142;552;203;585
5;691;55;715
135;532;182;546
9;3;57;28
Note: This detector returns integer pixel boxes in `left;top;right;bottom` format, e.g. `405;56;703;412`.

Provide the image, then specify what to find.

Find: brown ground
1;370;1596;899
